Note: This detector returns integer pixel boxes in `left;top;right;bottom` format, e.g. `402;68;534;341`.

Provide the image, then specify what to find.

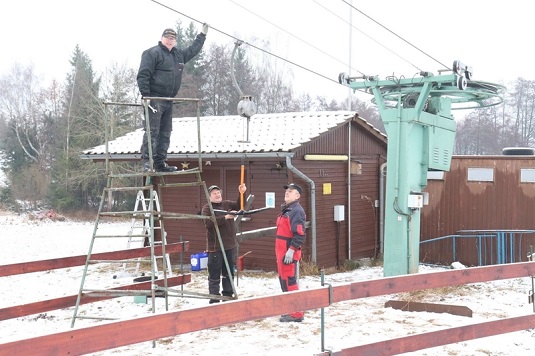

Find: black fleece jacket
136;33;206;98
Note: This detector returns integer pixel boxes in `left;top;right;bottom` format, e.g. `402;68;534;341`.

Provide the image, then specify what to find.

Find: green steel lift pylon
339;61;505;276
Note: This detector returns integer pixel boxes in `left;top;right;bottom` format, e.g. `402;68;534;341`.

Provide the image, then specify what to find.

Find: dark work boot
155;162;178;172
142;160;151;172
222;291;234;302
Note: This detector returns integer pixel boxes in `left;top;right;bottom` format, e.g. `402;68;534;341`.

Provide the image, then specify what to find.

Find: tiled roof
81;111;385;157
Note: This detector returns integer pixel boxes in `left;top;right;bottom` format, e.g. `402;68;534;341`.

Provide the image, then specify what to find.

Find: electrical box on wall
407;192;424;209
334;205;345;221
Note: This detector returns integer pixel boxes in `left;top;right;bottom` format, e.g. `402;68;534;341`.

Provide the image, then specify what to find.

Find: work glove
201;23;209;35
283;248;295;264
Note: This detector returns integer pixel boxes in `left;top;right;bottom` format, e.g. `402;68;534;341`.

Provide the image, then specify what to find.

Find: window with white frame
467;167;494;182
521;168;535;183
427;171;445;180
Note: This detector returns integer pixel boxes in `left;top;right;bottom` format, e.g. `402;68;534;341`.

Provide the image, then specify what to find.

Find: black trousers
140;100;173;166
208;249;235;299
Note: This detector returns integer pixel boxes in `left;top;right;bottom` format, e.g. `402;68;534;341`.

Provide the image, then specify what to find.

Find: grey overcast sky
2;0;534;105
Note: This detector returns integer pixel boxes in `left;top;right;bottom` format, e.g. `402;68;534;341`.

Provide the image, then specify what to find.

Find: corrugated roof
81;111;385;158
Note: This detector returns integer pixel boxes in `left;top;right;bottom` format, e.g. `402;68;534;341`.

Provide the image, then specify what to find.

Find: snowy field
1;212;535;355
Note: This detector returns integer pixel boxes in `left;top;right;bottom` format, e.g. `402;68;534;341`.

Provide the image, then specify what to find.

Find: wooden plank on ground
385;300;473;317
0;242;188;277
0;288;330;355
313;314;535;356
0;274;191;321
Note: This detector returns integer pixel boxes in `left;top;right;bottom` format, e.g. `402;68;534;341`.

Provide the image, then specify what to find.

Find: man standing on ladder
137;24;209;172
202;184;247;303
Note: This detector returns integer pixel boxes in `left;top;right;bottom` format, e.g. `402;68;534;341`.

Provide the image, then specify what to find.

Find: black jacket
136;33;206;98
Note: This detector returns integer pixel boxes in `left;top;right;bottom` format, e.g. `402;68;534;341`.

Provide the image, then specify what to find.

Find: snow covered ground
1;212;535;355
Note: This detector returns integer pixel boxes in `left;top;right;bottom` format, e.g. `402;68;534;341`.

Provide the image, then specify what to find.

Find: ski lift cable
340;0;450;71
150;0;340;85
313;0;422;73
228;0;366;77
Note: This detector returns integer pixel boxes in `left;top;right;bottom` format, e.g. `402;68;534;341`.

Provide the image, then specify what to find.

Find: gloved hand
201;23;209;35
283;248;295;264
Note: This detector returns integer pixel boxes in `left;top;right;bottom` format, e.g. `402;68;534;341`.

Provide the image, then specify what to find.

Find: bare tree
202;44;235;116
508;78;535;146
455;105;509;154
0;64;43;164
0;64;61;207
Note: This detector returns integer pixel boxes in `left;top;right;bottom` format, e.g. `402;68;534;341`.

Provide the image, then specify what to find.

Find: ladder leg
71;178;110;327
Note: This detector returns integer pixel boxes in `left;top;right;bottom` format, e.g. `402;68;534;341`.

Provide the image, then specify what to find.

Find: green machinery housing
339;62;504;276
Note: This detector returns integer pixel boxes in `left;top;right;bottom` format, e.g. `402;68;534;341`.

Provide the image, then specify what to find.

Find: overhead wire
340;0;450;72
150;0;340;85
313;0;422;74
228;0;366;78
151;0;451;93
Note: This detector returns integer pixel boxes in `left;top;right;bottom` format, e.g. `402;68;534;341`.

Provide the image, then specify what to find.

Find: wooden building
420;155;535;266
82;111;387;271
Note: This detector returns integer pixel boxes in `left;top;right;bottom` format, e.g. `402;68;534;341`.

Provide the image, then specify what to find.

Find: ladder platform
108;167;201;179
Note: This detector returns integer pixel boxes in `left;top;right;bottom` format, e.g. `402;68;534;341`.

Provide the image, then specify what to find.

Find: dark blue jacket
275;200;306;250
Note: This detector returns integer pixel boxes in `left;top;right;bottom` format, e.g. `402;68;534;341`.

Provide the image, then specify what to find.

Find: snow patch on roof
83;111;382;156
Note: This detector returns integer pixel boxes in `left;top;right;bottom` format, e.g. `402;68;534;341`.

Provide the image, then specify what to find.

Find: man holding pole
202;183;246;303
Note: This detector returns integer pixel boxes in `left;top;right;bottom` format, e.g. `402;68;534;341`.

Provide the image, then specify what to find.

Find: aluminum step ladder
122;190;172;277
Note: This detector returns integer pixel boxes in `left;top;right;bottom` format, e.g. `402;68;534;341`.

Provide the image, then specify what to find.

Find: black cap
283;183;303;194
162;28;177;38
208;185;221;193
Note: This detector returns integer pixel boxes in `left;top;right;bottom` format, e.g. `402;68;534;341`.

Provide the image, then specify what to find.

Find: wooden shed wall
420;156;535;266
159;120;386;272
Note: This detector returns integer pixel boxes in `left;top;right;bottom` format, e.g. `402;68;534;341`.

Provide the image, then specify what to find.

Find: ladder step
128;226;162;232
100;211;210;220
74;315;118;321
104;186;152;192
89;259;153;264
94;234;146;239
108;167;202;179
82;289;156;296
99;211;161;218
159;181;204;188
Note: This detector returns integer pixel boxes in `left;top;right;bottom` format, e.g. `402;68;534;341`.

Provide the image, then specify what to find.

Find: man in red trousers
275;183;306;322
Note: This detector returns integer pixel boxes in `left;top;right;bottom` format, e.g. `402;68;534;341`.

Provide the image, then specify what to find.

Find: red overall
275;200;306;319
